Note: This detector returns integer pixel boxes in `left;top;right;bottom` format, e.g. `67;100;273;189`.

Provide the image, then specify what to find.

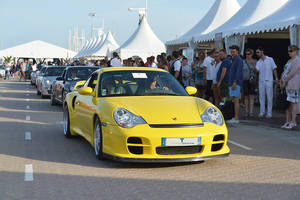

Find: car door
75;72;99;142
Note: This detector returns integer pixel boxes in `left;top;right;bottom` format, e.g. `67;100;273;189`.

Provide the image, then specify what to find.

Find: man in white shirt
203;48;217;102
255;47;279;118
110;52;122;67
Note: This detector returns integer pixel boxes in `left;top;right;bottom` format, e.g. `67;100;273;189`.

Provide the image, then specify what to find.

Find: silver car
0;66;6;78
30;71;37;85
37;66;65;98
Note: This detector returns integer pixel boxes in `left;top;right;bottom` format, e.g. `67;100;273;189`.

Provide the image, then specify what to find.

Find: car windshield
66;68;98;81
44;67;65;76
99;70;188;97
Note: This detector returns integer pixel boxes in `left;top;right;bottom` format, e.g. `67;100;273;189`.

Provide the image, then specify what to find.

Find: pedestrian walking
212;52;222;106
227;45;243;123
242;49;257;117
280;45;300;130
255;47;279;118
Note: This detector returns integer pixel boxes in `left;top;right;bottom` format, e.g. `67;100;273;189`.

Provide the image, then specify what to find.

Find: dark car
50;66;99;105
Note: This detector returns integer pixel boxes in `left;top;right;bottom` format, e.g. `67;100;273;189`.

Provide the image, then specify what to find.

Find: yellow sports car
63;67;230;163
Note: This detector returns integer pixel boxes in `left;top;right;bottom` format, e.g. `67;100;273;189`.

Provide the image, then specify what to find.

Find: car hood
43;76;57;82
105;96;208;124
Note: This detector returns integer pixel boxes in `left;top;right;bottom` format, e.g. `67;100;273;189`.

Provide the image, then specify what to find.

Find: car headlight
43;79;51;86
201;107;223;126
113;108;147;128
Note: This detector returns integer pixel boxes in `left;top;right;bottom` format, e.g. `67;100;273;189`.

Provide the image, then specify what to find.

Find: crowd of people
2;45;300;129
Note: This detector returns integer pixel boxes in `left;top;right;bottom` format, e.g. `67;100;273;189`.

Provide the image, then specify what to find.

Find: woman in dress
242;49;257;117
280;45;300;130
192;51;206;98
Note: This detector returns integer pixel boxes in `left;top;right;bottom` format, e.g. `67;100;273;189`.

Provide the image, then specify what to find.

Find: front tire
94;117;104;160
63;105;72;138
50;94;57;106
37;89;41;95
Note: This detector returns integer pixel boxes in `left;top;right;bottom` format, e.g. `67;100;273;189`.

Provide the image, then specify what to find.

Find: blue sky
0;0;247;50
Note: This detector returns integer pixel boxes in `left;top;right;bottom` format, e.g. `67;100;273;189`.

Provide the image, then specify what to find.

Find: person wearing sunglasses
255;47;279;119
280;45;300;130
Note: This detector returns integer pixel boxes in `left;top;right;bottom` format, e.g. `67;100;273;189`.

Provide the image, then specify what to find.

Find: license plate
162;137;201;147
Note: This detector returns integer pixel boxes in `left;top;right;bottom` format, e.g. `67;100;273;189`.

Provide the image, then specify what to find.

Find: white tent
74;40;91;58
90;34;107;56
93;31;119;57
195;0;289;42
117;17;166;61
230;0;300;36
81;38;97;57
84;35;104;57
166;0;241;45
0;40;76;58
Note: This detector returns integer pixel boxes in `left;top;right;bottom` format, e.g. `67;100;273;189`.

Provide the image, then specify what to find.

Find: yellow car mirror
185;86;197;96
78;87;94;96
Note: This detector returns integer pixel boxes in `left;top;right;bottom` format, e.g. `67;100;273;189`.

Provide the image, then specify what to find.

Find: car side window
62;70;66;80
86;73;98;91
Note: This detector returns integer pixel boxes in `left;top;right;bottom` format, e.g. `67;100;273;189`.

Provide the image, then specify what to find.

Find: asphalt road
0;78;299;200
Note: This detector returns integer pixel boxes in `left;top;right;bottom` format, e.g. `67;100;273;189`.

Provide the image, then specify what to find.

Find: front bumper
104;153;230;163
41;86;51;96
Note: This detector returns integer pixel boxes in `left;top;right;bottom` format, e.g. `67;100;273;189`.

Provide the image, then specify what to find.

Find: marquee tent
229;0;300;36
117;17;166;61
81;38;97;57
93;31;119;57
194;0;289;42
74;40;91;58
166;0;241;46
0;40;76;58
83;35;105;57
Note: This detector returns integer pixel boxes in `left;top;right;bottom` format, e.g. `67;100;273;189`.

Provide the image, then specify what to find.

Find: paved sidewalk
239;106;300;131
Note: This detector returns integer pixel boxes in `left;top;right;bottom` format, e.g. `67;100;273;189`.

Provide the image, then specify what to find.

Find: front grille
213;134;225;141
128;146;143;155
156;146;202;155
211;143;224;152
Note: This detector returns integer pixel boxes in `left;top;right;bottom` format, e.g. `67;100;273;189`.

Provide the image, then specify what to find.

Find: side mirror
56;77;63;81
73;80;86;91
78;87;94;96
185;86;197;96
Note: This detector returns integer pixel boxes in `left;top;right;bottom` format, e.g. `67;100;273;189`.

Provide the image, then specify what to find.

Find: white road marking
26;116;30;121
228;140;252;151
26;105;30;110
26;90;29;93
24;164;34;181
56;121;64;125
25;132;31;140
26;99;30;102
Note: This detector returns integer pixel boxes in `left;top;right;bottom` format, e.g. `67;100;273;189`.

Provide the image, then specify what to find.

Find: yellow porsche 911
63;67;230;163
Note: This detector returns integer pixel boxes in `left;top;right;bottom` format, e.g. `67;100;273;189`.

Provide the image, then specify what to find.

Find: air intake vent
127;137;142;144
156;146;202;155
211;143;224;152
213;134;225;142
128;146;143;155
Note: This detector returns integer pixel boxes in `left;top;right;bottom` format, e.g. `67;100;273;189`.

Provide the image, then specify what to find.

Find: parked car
36;66;65;98
35;67;47;89
30;71;37;85
51;66;99;105
0;66;6;78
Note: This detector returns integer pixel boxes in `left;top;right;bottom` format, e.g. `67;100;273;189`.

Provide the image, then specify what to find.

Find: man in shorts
227;46;243;123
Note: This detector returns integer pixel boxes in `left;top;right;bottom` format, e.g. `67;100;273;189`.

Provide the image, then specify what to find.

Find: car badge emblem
172;117;177;121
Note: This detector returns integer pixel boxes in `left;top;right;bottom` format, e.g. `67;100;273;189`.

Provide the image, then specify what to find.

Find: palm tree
3;56;13;64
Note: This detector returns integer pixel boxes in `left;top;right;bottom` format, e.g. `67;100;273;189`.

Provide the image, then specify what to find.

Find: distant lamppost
88;12;96;38
128;0;148;25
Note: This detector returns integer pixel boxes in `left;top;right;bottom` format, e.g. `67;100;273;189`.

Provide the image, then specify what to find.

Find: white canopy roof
93;31;119;57
195;0;289;42
0;40;76;58
117;17;166;61
81;38;97;57
231;0;300;35
84;35;105;57
166;0;241;45
74;40;91;58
